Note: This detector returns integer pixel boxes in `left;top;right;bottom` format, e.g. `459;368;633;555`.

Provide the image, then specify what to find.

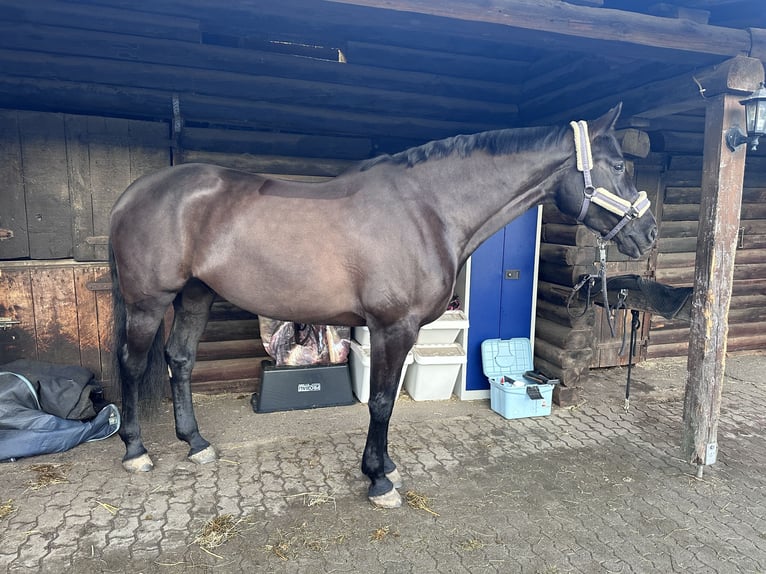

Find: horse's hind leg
119;302;173;473
363;319;419;508
165;279;216;464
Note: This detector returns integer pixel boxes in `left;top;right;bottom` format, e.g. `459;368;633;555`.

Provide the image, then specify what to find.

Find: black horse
108;104;656;508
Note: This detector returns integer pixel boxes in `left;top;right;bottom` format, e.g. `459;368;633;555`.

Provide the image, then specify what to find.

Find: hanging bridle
566;120;652;338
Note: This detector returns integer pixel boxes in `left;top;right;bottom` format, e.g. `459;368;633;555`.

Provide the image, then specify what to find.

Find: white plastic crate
404;343;466;401
348;340;413;403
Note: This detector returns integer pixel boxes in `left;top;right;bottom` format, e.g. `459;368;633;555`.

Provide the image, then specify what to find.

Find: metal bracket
705;442;718;465
0;318;21;330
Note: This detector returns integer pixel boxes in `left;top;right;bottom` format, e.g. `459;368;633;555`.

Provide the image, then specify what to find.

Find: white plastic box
404;343;466;401
352;310;468;346
348;340;413;403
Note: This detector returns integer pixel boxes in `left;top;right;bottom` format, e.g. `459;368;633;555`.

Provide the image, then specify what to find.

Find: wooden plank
345;40;530;82
536;298;596;329
327;0;753;59
191;377;258;394
94;272;115;396
541;223;598;247
534;317;592;349
539;243;594;266
532;356;588;388
191;357;263;383
65;115;96;262
658;236;698;254
616;128;650;158
18;112;72;259
682;89;752;469
73;266;102;377
0;0;201;42
659;249;764;268
0;269;36;363
0;110;29;259
30;267;81;365
182;127;372;160
652;131;704;153
209;301;258;322
86;117;133;261
200;320;260;343
534;337;592;369
197;339;266;362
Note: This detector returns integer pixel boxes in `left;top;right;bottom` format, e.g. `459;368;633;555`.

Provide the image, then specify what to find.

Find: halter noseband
570;120;651;242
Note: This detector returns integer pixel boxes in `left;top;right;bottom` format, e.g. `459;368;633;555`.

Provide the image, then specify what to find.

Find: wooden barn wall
0;109;169;261
648;152;766;358
0;108;357;397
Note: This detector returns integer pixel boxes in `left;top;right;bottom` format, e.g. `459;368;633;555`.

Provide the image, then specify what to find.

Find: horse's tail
109;241;166;414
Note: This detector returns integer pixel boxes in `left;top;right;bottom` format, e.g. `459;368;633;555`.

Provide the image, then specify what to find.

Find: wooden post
682;58;764;475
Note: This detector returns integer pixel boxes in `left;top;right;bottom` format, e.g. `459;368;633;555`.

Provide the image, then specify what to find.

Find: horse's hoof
123;453;154;473
386;468;403;489
189;445;217;465
369;488;402;509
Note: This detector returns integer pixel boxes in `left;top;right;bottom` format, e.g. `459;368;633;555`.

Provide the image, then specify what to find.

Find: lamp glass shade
742;83;766;137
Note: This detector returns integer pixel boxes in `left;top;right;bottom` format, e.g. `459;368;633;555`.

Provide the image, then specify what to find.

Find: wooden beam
326;0;755;59
0;0;201;42
681;57;764;471
542;55;765;125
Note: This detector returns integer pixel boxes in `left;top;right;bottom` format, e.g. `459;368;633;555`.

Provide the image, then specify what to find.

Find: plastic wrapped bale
259;317;351;367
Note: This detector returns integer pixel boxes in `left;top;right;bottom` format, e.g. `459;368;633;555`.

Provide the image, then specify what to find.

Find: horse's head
555;104;657;258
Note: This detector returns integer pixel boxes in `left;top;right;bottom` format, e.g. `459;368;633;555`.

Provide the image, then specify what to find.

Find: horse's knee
166;349;193;377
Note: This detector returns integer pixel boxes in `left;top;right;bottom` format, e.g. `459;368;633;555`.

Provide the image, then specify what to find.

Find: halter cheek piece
570;120;651;242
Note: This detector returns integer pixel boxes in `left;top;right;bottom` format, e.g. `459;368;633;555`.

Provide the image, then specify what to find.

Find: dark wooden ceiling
1;0;764;157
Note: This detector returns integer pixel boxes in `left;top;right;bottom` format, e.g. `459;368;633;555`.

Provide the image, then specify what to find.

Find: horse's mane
354;125;569;172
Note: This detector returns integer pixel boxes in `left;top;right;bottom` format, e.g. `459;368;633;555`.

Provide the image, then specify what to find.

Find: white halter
570;120;651;242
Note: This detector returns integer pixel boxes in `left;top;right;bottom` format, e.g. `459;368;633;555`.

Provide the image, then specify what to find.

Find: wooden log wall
648;151;766;358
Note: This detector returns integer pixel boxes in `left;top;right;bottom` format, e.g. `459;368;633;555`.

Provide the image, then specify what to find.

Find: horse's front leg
363;321;418;508
165;281;217;464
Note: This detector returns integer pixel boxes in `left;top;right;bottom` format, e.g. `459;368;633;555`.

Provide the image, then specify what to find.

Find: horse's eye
613;162;625;173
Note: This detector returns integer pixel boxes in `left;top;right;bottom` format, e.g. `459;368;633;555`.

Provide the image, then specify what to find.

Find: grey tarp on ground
0;361;120;461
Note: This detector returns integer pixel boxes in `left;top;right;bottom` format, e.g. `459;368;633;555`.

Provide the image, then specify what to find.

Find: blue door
464;207;540;391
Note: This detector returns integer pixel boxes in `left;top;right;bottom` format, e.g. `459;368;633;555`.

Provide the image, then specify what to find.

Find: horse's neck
408;147;571;264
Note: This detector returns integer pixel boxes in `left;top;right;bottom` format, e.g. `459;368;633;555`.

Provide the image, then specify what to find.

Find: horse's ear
590;103;622;136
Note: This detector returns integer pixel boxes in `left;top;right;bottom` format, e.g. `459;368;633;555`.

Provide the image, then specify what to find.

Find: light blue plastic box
481;338;554;420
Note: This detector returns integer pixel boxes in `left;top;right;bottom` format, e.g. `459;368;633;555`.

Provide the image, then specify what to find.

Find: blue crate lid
481;338;534;383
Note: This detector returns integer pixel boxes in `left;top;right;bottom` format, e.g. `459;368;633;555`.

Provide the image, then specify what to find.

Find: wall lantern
726;82;766;152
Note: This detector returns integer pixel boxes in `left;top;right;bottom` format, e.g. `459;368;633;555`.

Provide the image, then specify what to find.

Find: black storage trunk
252;361;354;413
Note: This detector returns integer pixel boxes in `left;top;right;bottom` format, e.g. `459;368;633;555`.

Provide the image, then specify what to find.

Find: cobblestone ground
1;353;765;573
